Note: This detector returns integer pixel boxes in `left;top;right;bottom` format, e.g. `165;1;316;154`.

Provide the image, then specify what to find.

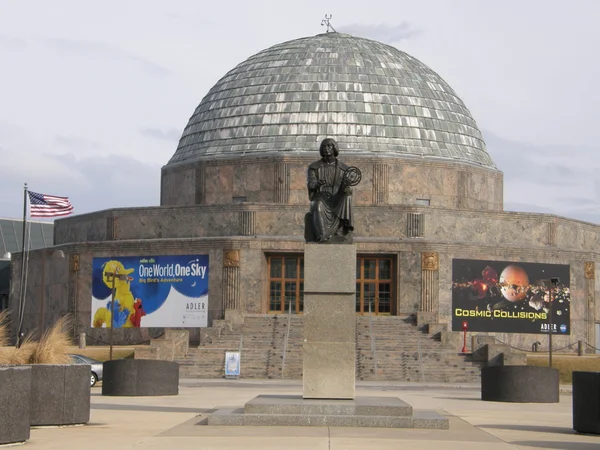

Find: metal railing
368;299;378;379
281;300;293;378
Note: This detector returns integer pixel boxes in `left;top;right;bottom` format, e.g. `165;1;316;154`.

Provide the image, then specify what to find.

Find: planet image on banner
499;264;530;302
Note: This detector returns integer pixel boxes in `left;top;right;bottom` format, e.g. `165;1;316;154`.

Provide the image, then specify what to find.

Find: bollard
78;332;86;349
578;340;584;356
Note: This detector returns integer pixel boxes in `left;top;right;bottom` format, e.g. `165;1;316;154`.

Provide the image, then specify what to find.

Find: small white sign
225;352;240;378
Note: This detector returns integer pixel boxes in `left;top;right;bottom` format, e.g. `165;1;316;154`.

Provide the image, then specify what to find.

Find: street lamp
105;269;130;361
543;277;560;368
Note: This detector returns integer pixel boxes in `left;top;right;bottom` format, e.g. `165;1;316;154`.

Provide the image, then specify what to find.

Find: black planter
481;365;559;403
102;359;179;396
0;366;31;444
29;364;91;426
573;371;600;434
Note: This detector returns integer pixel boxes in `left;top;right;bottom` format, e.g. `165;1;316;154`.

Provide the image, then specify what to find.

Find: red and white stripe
30;194;74;218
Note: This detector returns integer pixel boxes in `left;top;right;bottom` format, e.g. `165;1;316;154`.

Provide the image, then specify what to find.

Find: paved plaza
25;379;598;450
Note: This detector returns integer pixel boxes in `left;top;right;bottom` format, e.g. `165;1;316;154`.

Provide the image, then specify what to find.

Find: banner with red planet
451;259;570;334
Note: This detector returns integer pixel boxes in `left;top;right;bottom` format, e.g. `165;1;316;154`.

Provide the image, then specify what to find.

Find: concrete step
175;314;483;381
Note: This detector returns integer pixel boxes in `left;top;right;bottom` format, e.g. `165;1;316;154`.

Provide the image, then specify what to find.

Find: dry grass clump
6;334;37;365
0;309;10;348
29;316;72;364
0;314;73;365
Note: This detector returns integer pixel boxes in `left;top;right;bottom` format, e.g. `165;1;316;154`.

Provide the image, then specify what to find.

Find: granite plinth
303;243;356;399
303;341;355;399
206;395;449;429
245;394;413;416
303;243;356;294
303;294;356;342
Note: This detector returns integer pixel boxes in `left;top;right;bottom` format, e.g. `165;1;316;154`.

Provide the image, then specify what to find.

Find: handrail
281;300;292;378
368;299;377;380
417;334;424;382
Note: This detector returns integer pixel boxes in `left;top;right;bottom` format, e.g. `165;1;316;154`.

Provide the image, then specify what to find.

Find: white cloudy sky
1;0;599;223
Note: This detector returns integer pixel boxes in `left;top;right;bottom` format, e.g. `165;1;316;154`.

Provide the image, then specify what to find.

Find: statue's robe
307;158;354;242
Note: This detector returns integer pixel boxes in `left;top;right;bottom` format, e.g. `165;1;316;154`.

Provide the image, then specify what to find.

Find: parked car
69;354;103;387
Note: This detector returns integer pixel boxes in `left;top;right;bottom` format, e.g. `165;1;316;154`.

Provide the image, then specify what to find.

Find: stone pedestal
303;243;356;399
204;243;449;429
207;394;448;429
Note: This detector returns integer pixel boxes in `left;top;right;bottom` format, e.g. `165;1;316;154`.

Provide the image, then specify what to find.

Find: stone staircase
175;314;483;382
356;315;483;383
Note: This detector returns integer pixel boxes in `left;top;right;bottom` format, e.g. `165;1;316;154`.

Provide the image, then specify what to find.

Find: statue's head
319;138;339;158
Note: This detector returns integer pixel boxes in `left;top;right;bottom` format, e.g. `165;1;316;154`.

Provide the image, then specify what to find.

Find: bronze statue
305;138;361;243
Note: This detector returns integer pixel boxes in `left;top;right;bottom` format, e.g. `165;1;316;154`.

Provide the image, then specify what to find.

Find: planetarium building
11;32;600;376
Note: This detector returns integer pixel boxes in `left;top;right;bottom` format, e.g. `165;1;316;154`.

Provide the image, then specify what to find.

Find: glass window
269;254;394;316
356;256;394;315
268;255;304;314
270;258;282;278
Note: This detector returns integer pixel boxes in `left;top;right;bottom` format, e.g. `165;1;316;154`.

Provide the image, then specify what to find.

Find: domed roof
168;32;496;169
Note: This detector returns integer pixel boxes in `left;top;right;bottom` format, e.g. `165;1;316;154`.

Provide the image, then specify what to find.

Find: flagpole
17;183;28;347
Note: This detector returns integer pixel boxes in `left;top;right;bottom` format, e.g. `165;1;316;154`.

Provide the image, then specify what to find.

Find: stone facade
160;156;503;211
53;202;600;251
10;205;600;353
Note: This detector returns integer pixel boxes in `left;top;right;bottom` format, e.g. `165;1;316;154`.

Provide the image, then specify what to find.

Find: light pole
105;269;129;361
543;277;560;368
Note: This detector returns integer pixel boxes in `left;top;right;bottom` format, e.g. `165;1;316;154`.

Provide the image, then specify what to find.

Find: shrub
0;310;9;348
0;314;73;365
7;333;37;365
29;316;72;365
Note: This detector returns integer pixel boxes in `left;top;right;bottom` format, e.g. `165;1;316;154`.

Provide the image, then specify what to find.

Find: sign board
225;352;241;378
451;259;570;334
91;255;209;328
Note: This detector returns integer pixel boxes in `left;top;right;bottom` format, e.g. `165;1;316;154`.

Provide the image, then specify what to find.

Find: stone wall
160;155;504;211
54;204;600;254
10;234;597;351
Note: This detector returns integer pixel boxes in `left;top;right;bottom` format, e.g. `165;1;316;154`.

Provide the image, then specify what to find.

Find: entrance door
356;257;393;315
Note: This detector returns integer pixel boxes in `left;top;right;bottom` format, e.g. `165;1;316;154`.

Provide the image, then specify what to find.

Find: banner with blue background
91;255;209;328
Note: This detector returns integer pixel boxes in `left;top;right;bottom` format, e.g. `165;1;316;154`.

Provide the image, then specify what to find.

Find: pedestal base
303;243;356;399
206;395;449;429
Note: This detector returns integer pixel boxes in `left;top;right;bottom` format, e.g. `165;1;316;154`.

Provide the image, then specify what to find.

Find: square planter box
29;364;91;426
102;359;179;396
573;371;600;434
481;366;559;403
0;366;31;445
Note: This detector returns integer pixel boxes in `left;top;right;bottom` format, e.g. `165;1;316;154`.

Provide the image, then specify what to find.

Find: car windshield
70;355;99;364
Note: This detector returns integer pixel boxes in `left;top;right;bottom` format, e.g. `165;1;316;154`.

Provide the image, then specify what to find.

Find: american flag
28;191;74;218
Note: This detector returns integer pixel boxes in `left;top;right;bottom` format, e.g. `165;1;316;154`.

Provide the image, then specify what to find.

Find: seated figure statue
306;138;354;243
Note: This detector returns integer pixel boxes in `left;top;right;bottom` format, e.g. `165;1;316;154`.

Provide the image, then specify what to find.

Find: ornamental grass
29;316;72;364
0;313;72;365
0;310;9;348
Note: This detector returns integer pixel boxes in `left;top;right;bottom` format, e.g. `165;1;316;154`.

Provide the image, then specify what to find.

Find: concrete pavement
26;379;599;450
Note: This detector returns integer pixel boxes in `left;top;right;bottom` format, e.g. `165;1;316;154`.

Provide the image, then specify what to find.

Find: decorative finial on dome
321;14;336;33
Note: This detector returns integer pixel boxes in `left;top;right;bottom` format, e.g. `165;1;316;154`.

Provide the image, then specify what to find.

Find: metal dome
168;32;496;169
